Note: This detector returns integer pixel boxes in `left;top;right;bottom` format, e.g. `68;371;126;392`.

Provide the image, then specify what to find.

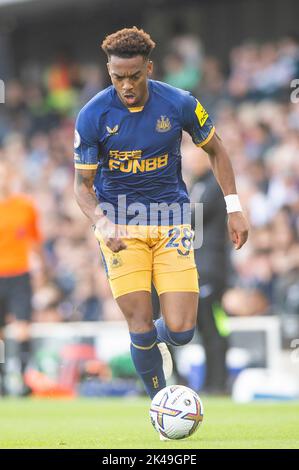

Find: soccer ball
149;385;204;440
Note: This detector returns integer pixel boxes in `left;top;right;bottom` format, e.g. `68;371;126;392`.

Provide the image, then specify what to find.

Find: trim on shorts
114;287;152;299
157;288;200;296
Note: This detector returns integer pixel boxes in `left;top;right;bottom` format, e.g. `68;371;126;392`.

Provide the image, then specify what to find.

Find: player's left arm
202;132;249;250
181;93;249;249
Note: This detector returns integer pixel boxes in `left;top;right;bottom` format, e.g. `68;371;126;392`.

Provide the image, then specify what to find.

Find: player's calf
130;327;166;398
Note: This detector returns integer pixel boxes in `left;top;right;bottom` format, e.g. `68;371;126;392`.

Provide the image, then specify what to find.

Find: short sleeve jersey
74;80;215;224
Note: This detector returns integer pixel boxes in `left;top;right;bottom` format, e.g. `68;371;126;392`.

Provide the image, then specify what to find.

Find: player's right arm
74;167;100;225
73;109;126;253
74;168;126;253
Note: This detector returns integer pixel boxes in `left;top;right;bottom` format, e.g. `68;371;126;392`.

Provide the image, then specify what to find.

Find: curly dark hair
101;26;156;59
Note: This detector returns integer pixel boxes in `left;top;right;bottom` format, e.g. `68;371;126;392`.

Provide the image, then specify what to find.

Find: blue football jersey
74;79;215;224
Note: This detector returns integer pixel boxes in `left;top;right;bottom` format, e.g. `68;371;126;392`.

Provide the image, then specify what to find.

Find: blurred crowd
1;34;299;322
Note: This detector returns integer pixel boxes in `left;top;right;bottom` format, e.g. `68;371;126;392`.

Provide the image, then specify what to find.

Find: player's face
107;55;153;107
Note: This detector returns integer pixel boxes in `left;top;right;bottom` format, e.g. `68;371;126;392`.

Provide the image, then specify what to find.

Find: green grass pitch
0;397;298;449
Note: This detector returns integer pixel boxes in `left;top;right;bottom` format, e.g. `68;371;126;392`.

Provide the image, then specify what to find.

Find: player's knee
168;327;195;346
129;320;154;334
117;294;153;333
124;311;153;333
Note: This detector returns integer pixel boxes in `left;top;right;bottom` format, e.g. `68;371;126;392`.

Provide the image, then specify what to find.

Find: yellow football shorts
97;224;199;299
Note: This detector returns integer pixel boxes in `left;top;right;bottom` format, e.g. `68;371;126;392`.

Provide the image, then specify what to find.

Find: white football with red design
150;385;204;440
